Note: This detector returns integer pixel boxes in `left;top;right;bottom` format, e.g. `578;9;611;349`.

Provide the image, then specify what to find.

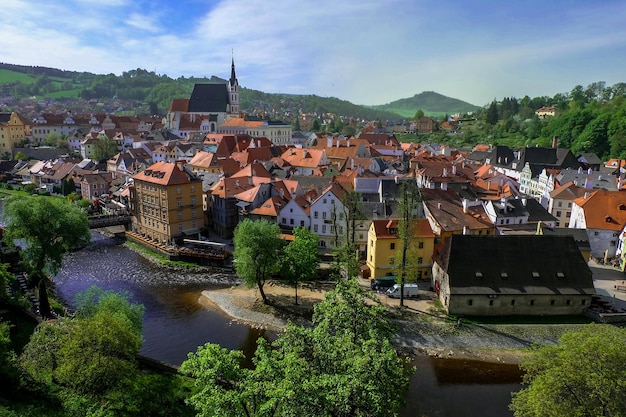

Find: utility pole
400;183;409;307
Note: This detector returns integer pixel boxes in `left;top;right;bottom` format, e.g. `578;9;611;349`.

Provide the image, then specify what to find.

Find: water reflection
402;356;521;417
54;231;275;366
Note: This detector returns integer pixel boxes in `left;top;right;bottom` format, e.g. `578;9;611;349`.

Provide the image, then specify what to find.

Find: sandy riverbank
198;281;565;365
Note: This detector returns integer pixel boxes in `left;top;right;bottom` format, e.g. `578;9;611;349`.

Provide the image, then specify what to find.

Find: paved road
588;261;626;310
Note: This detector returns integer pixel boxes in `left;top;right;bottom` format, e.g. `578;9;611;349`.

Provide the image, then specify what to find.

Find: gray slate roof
440;235;594;295
187;83;229;113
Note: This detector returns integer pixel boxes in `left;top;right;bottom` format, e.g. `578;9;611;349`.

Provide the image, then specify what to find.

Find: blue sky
2;0;625;107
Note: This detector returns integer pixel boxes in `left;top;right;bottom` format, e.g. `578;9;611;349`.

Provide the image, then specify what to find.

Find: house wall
366;224;398;279
448;294;592;316
132;180;204;244
310;191;346;250
210;196;239;237
279;199;310;230
548;197;574;228
586;228;620;258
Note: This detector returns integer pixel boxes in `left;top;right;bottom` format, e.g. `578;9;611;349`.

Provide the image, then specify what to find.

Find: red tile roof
132;161;190;185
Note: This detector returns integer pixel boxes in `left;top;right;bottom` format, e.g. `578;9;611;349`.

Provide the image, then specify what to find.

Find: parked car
370;276;397;291
386;283;419;299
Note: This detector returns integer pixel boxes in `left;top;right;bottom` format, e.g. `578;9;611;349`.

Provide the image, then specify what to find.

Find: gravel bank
200;287;589;364
201;290;288;331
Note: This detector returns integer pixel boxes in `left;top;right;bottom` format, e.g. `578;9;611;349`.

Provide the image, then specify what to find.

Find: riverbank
199;281;581;365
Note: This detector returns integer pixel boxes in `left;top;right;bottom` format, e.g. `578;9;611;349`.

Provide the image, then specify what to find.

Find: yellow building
366;218;435;281
130;162;204;245
0;112;29;152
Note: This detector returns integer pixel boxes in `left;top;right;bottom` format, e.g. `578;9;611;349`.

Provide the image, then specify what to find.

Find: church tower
228;53;239;116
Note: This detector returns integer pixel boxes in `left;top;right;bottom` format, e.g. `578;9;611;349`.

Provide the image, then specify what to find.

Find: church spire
228;50;239;117
230;50;238;87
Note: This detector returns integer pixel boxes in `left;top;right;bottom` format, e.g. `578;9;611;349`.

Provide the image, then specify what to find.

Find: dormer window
475;272;483;279
556;272;565;279
532;272;540;279
500;272;508;279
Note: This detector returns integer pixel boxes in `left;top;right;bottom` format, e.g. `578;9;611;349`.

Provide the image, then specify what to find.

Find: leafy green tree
0;264;15;306
281;226;319;304
342;124;356;136
485;100;499;125
19;287;149;416
0;320;19;396
2;197;91;317
93;134;119;162
181;279;413;417
13;151;28;161
395;179;422;307
44;132;61;147
414;109;425;119
233;219;283;304
572;112;610;157
311;119;321;131
510;324;626;417
61;176;76;196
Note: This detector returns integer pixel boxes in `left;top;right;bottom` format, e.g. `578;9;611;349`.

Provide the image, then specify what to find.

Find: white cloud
1;0;625;106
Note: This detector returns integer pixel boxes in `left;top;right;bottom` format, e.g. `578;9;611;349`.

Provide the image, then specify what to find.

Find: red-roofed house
569;189;626;258
130;162;204;245
280;148;329;176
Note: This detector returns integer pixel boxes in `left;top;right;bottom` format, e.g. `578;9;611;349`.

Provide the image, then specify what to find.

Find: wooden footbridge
87;214;133;230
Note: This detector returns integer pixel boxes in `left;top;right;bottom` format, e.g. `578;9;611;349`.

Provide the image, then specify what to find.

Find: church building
164;57;241;137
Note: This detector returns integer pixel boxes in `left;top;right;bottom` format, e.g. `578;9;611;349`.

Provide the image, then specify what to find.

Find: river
53;232;522;417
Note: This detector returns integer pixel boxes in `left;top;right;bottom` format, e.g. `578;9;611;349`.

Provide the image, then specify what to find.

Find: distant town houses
4;59;626;319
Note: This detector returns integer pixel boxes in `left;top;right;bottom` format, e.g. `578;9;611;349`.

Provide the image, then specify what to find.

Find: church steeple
228;51;239;116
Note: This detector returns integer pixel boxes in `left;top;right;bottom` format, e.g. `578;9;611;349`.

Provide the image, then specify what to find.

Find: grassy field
0;69;36;84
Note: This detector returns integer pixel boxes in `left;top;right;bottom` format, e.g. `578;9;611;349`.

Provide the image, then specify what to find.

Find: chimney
442;167;447;177
441;182;447;191
584;192;589;199
588;168;592;175
552;135;559;148
462;198;468;213
452;165;457;175
585;177;593;189
578;166;582;174
463;226;469;235
487;180;491;190
347;139;351;147
437;202;442;210
327;136;333;148
522;198;527;206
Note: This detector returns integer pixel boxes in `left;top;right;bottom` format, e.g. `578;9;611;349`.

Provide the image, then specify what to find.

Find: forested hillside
0;63;400;120
426;81;626;160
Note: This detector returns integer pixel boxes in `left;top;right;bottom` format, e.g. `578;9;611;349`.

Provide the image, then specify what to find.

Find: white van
386;283;419;299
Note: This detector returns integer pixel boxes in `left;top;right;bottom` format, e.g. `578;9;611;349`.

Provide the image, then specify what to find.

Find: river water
53;232;522;417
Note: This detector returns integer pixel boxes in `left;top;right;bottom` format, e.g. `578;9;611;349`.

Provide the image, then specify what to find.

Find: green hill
0;63;476;121
373;91;481;118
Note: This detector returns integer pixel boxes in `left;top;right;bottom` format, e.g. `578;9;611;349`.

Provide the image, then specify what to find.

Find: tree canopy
510;324;626;417
281;226;319;304
16;287;164;416
2;197;91;317
233;219;283;304
181;278;412;417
